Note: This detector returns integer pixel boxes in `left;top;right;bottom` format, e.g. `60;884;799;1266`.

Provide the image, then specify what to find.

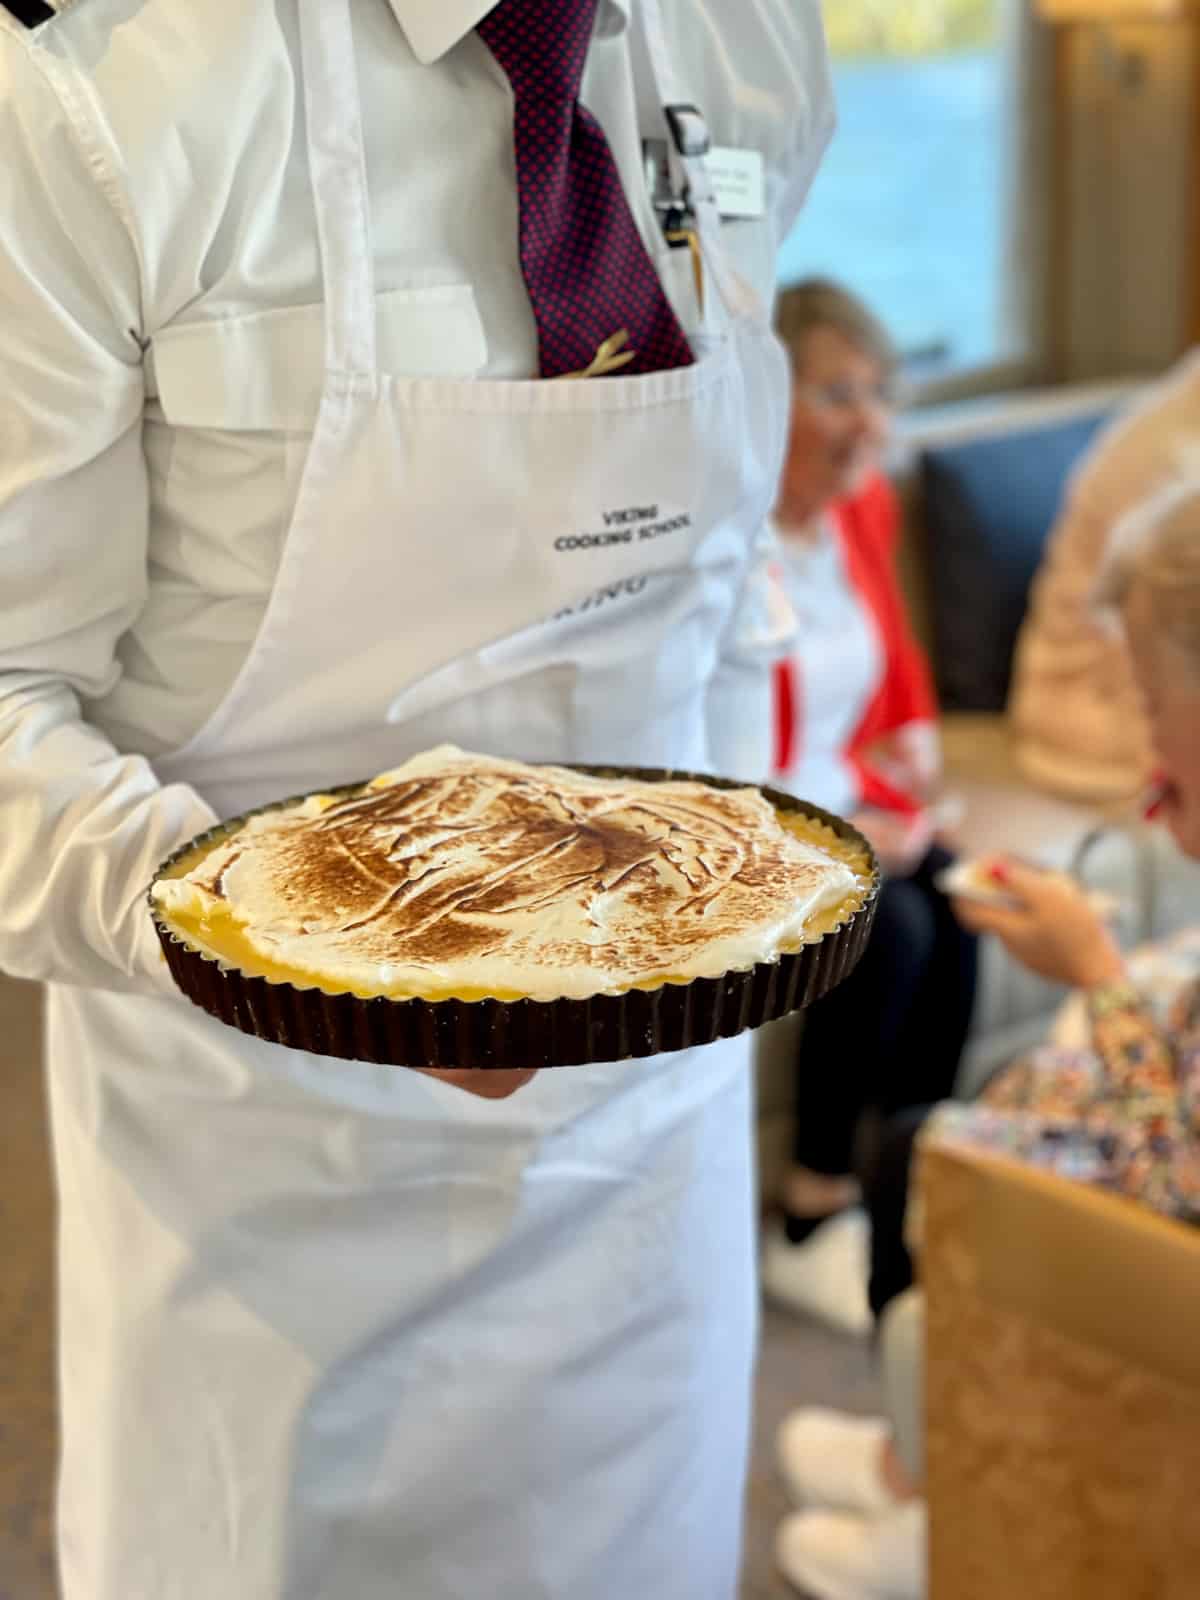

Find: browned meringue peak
156;747;862;1000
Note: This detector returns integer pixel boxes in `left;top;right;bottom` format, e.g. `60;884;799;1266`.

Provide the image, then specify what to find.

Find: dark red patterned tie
477;0;694;378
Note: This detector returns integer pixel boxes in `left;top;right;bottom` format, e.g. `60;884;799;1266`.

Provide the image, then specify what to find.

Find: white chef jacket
0;0;833;996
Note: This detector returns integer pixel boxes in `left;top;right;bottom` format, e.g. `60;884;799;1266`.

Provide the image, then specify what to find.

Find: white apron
45;3;792;1595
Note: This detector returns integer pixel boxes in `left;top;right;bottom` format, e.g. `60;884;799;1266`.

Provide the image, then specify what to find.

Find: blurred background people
1009;349;1200;802
763;280;978;1334
775;479;1200;1600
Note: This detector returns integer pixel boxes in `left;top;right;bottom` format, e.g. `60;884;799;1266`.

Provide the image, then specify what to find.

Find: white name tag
704;147;766;220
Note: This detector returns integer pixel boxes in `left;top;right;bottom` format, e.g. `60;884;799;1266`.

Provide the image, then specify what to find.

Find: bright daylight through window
780;0;1019;379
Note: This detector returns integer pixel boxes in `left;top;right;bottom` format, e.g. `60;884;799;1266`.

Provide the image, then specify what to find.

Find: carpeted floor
0;980;56;1600
0;974;878;1600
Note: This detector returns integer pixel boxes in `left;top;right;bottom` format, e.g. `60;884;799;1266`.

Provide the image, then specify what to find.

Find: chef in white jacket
0;1;833;1594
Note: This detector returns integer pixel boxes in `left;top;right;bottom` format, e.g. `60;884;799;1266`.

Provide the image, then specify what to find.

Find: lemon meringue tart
150;747;878;1069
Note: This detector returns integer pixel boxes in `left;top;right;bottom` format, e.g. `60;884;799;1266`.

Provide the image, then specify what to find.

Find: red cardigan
773;473;937;815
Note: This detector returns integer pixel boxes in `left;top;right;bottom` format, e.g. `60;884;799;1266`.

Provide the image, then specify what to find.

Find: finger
949;896;1003;932
950;896;1034;940
996;858;1055;901
978;855;1063;913
416;1067;539;1100
998;858;1093;916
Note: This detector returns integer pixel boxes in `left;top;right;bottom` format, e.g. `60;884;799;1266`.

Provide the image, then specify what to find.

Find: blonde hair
775;278;897;376
1096;479;1200;671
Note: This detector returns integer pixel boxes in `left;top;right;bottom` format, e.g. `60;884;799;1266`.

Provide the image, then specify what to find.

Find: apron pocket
149;285;488;430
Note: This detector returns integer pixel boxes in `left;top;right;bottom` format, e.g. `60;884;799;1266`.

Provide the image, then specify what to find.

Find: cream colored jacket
1009;352;1200;800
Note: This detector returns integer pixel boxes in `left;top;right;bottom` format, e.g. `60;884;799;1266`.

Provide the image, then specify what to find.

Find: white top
0;0;833;992
773;519;882;818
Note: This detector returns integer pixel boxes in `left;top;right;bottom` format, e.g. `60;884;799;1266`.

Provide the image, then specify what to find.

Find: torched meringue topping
153;747;863;1001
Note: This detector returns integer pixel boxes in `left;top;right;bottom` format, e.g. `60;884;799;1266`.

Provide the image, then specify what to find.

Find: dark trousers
862;1105;930;1319
791;843;977;1179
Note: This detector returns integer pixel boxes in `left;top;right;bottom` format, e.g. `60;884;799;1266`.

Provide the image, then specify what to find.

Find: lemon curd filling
158;870;527;1002
153;752;873;1004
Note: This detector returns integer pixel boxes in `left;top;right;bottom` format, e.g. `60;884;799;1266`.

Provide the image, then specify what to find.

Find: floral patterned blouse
927;932;1200;1225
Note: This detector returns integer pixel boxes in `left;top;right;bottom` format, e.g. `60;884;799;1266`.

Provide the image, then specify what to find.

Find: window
780;0;1035;385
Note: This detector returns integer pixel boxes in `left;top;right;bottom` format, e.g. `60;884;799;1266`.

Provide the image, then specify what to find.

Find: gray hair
1096;478;1200;670
775;279;898;377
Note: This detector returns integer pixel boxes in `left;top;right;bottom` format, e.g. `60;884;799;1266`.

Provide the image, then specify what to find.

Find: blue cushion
919;411;1113;712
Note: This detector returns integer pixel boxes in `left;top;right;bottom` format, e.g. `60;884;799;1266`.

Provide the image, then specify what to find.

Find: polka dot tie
477;0;694;378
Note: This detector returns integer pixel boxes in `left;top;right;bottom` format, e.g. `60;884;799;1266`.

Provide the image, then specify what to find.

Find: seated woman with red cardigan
763;282;978;1334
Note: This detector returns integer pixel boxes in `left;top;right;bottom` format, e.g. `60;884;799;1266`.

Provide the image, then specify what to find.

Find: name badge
644;137;766;225
704;147;766;220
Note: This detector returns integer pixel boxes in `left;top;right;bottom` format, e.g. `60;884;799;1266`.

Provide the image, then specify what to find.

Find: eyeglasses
792;378;893;415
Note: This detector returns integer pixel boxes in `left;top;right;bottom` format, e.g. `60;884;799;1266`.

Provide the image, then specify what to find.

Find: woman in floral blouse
773;478;1200;1600
932;861;1200;1226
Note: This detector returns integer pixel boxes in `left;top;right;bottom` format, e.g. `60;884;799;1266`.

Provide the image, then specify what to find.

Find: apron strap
635;0;763;328
297;0;379;378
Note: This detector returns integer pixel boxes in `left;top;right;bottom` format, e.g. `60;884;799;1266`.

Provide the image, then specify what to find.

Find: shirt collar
389;0;632;66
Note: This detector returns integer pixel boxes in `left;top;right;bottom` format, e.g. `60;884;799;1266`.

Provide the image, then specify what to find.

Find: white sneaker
760;1210;873;1337
775;1501;927;1600
776;1408;897;1517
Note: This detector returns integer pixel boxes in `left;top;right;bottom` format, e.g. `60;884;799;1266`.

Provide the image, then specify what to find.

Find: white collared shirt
0;0;833;991
395;0;633;62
